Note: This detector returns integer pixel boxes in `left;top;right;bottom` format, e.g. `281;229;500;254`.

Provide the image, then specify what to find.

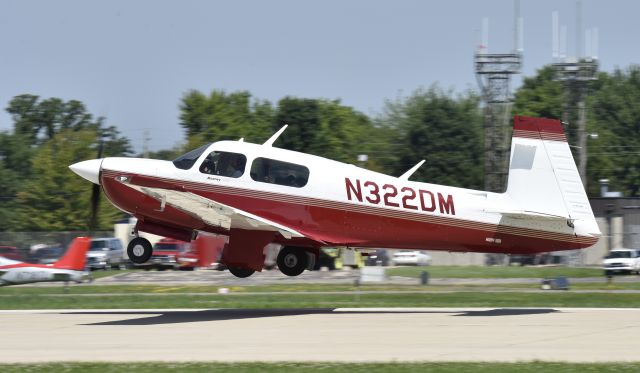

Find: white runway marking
1;307;640;363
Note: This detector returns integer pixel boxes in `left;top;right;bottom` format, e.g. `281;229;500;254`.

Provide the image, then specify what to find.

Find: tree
588;67;640;196
378;87;484;189
15;129;123;231
0;95;132;231
513;66;564;120
270;97;376;165
179;90;274;150
6;94;100;145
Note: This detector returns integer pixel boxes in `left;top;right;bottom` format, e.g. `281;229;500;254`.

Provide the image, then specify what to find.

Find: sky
1;0;639;152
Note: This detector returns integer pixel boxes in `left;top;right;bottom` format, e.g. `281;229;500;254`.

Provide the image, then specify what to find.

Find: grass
2;289;640;309
2;362;640;373
88;269;136;279
3;279;640;296
387;265;603;279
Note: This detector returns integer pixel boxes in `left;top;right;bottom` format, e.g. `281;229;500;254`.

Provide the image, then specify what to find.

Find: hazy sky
1;0;638;152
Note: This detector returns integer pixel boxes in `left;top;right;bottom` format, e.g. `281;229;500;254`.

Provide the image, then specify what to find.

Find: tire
127;237;153;264
277;247;307;277
228;266;255;278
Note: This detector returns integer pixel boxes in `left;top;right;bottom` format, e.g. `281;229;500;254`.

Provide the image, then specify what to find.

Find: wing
125;183;307;240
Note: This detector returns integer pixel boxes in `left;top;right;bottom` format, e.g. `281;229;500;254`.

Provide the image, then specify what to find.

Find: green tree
378;87;484;189
0;95;132;231
273;97;372;164
179;90;274;150
513;66;564;120
588;67;640;196
15;129;122;231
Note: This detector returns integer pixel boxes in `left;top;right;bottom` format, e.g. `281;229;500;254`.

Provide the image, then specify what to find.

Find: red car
134;235;226;271
135;238;187;270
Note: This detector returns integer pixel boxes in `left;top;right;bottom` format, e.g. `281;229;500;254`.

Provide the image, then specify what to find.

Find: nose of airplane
69;159;103;184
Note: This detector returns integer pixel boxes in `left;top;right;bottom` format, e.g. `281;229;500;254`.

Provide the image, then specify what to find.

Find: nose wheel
127;237;153;264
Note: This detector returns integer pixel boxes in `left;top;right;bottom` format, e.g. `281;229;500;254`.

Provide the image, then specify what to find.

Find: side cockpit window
250;157;309;188
199;151;247;178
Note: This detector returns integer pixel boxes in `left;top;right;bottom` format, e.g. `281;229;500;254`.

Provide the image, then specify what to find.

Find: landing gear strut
228;267;255;278
277;247;309;277
127;237;153;264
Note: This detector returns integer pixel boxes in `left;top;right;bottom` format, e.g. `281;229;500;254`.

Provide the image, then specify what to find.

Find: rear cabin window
199;151;247;178
250;157;309;188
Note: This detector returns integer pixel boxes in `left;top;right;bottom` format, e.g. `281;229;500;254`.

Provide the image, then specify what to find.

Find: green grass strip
2;291;640;309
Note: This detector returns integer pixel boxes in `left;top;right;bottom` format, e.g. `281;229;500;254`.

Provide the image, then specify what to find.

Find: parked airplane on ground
0;237;90;286
70;116;600;278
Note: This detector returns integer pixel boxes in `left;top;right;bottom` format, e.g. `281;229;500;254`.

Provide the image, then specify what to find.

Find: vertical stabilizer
506;116;599;236
53;237;91;270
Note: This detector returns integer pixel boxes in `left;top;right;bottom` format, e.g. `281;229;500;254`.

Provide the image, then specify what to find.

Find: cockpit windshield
172;144;211;170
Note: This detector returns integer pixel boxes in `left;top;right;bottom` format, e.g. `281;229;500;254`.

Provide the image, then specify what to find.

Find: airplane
0;237;91;286
69;116;601;278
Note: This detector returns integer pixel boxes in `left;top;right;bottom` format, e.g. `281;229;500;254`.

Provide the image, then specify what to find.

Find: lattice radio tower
475;1;523;192
551;1;598;189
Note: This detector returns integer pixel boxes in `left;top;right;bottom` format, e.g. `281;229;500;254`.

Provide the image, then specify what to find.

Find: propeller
87;140;103;233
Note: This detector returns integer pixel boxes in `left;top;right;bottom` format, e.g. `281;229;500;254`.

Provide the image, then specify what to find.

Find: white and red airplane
0;237;91;286
70;116;601;278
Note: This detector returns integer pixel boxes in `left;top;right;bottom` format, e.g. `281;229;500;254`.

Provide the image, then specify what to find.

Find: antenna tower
551;1;598;188
474;0;523;192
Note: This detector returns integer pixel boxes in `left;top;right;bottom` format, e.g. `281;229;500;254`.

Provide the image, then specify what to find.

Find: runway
1;307;639;363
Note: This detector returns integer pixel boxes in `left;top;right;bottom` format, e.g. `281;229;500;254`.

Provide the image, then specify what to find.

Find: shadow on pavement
67;308;559;326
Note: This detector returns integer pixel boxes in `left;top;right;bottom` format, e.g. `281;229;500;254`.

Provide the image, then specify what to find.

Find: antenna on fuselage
263;124;288;147
238;138;244;142
399;160;425;181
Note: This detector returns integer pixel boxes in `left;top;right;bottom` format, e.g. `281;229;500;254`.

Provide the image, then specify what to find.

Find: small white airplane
0;237;91;286
70;116;601;278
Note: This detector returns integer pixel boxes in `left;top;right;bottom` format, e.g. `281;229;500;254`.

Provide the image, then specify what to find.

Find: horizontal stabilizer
487;208;570;222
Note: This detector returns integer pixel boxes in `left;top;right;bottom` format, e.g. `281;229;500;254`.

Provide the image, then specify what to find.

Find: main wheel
228;266;255;278
277;247;307;277
127;237;153;264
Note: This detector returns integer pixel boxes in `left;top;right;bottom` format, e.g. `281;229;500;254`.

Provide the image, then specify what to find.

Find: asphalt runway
1;307;639;363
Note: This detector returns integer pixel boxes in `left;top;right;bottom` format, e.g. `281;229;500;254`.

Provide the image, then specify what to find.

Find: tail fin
505;116;599;236
53;237;91;270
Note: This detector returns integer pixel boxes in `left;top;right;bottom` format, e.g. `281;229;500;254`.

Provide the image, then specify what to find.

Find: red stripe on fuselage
100;170;597;254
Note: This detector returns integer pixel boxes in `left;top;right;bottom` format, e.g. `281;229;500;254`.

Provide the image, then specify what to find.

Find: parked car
0;246;24;261
137;238;189;270
391;250;432;266
603;248;640;275
365;249;390;266
87;237;125;270
30;245;64;265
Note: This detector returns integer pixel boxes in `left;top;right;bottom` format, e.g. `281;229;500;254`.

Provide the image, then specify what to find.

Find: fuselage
95;140;599;255
0;259;86;286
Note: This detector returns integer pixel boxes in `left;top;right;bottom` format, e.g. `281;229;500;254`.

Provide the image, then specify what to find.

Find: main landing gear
228;267;255;278
127;237;153;264
277;247;311;277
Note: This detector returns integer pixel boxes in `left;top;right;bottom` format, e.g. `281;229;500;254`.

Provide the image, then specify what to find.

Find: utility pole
143;129;151;158
475;0;522;192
